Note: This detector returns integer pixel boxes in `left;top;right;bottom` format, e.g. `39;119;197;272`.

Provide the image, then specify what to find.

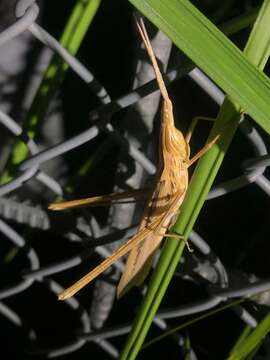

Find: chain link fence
0;1;270;358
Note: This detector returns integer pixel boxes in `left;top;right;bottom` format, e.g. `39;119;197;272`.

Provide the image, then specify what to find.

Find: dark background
1;0;270;359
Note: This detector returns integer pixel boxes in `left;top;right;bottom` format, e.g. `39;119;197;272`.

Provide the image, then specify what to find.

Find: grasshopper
49;18;219;300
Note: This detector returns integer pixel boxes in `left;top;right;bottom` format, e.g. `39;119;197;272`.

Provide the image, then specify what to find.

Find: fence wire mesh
0;1;270;359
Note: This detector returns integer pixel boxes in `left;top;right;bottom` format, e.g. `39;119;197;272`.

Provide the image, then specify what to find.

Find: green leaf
143;298;245;349
128;0;270;134
1;0;101;183
228;325;252;356
228;314;270;360
121;1;270;359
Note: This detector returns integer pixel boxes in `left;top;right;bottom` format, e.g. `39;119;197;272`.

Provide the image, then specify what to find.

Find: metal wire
0;1;269;358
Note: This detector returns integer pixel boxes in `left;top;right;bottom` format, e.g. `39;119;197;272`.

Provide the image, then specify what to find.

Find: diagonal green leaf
228;325;252;356
121;1;270;359
1;0;101;183
121;97;240;360
228;313;270;360
128;0;270;134
143;298;245;349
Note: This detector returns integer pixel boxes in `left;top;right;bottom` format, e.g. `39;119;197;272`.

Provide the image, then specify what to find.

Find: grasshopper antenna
136;17;169;101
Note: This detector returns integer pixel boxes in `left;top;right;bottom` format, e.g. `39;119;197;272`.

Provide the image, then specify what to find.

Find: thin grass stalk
121;0;270;358
128;0;270;133
228;313;270;359
1;0;101;183
228;326;253;355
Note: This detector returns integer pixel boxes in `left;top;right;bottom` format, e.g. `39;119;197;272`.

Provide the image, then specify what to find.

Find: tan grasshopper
49;18;218;300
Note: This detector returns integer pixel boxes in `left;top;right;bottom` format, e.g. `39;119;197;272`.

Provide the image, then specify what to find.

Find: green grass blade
121;1;270;358
244;0;270;68
129;0;270;134
1;0;101;183
143;298;245;349
229;326;252;355
228;313;270;360
220;7;259;35
120;98;240;360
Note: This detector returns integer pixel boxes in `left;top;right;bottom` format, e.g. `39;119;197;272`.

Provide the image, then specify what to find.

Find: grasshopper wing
58;217;161;300
117;188;187;297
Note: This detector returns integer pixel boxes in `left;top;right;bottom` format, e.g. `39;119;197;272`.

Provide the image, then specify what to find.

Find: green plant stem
120;98;240;360
228;313;270;360
220;6;259;35
229;325;253;355
121;0;270;358
143;298;245;349
1;0;101;184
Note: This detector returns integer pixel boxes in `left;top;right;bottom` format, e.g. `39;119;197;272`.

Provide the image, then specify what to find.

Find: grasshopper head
161;100;189;161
